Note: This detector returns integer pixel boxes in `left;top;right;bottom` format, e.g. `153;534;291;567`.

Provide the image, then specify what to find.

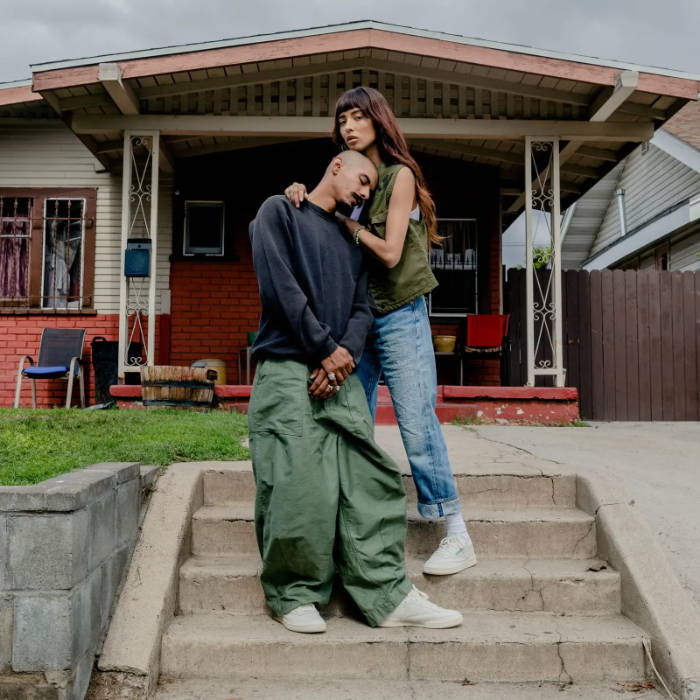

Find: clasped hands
308;345;355;399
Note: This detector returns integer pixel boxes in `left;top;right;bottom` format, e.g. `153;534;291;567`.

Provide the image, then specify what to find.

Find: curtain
0;219;29;299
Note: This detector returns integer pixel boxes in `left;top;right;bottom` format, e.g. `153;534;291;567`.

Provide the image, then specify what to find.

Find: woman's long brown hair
332;86;440;245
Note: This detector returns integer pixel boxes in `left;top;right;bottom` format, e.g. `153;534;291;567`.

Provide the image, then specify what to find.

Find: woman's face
337;107;377;152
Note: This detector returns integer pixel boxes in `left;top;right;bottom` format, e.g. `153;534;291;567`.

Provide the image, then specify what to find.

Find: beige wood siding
0;121;172;314
591;144;700;255
671;229;700;271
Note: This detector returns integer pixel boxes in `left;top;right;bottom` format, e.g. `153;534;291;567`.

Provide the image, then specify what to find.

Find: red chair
459;314;510;385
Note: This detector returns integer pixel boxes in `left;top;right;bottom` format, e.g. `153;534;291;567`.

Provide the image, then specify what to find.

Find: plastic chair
459;314;510;385
14;328;86;408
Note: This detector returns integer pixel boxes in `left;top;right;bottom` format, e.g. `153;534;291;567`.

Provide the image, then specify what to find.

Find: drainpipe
615;188;627;237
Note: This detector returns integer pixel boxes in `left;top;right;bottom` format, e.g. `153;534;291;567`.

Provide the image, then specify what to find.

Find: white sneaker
378;586;463;628
275;604;327;633
423;535;478;575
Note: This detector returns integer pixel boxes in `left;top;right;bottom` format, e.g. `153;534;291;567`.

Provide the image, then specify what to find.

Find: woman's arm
346;167;416;269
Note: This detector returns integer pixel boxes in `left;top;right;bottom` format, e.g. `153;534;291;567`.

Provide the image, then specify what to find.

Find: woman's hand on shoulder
284;182;308;208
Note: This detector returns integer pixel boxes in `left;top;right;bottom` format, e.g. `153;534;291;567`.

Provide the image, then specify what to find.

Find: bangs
334;87;372;119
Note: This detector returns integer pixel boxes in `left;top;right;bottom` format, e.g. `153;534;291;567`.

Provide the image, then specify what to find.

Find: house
562;100;700;271
1;20;697;408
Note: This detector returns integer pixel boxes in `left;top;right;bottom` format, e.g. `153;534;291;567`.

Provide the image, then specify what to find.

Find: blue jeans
356;296;461;520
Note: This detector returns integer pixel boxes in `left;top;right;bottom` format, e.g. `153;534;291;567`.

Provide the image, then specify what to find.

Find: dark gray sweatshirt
249;195;372;364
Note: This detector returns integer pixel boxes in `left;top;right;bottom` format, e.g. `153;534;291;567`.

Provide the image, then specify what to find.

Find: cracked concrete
470;422;700;617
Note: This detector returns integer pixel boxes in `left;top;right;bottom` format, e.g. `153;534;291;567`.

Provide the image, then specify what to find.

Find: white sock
445;512;470;540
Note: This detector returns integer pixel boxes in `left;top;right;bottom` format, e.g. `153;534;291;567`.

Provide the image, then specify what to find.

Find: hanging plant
533;245;553;269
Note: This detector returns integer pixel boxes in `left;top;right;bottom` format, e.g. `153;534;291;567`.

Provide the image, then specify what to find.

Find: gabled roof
28;20;700;82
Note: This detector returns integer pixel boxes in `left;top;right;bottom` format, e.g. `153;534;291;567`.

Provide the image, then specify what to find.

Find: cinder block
87;491;117;571
0;486;46;512
12;594;72;671
0;516;7;590
115;479;140;547
44;470;115;512
0;595;12;672
71;568;103;662
85;462;140;485
7;511;89;591
101;545;130;634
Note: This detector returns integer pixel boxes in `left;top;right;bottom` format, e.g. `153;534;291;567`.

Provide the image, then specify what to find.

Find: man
248;150;462;633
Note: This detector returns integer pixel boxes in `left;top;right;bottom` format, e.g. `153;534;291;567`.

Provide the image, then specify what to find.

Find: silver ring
327;372;336;381
334;385;341;392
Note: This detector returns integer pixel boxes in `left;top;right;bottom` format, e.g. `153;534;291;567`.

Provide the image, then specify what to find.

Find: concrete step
160;612;649;683
191;503;597;559
155;678;664;699
178;554;621;616
201;467;577;509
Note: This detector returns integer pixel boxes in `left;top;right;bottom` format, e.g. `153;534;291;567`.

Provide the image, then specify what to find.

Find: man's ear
330;156;343;175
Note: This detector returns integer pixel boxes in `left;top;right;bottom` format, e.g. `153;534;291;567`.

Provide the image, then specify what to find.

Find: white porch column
524;137;565;387
118;131;160;378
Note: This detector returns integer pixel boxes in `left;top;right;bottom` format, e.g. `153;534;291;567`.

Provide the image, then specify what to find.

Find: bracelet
353;226;364;246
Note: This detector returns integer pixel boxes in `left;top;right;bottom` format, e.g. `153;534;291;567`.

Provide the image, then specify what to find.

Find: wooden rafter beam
132;56;592;108
70;114;654;141
99;63;140;115
413;139;600;179
588;70;639;122
38;90;113;170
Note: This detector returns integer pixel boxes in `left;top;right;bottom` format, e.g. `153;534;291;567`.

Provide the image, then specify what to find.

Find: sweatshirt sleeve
338;264;372;363
250;198;338;360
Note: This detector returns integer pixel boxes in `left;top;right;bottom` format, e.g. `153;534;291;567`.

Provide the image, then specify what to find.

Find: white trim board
653;129;700;175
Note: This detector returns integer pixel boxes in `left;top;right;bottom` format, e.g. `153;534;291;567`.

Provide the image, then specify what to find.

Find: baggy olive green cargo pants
248;358;412;626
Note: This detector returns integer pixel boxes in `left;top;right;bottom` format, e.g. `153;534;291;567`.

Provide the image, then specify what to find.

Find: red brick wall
169;260;260;384
0;314;170;408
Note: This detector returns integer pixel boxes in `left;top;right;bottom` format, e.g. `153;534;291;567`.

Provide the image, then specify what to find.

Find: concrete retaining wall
0;462;155;700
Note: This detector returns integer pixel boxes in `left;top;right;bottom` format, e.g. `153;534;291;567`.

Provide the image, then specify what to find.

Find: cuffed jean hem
362;577;413;627
417;495;462;520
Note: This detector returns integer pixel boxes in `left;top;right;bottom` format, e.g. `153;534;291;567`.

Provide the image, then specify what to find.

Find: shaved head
324;149;376;175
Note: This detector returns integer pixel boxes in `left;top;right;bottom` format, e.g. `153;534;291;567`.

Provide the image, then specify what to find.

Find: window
0;189;96;310
427;218;478;316
183;200;225;256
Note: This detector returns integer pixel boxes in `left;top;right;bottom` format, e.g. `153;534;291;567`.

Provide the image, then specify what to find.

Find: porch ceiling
2;22;698;217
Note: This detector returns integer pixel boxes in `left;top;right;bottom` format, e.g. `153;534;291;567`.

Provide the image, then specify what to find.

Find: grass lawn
0;408;250;486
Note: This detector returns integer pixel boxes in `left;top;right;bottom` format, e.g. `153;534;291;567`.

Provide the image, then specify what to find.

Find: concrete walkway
467;422;700;616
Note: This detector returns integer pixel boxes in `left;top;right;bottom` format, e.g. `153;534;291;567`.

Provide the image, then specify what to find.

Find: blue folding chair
14;328;86;408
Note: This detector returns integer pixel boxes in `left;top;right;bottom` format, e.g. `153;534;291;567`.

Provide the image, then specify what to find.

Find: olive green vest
366;163;438;313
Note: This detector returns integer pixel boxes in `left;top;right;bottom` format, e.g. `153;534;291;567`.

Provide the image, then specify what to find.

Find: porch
2;20;697;410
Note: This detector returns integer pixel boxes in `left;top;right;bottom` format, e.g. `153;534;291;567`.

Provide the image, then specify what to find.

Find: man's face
333;159;377;209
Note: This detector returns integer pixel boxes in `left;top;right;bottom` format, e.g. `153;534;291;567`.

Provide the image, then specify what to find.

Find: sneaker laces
437;534;465;550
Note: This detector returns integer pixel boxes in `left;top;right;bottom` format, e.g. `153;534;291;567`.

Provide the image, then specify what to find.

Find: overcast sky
1;0;699;83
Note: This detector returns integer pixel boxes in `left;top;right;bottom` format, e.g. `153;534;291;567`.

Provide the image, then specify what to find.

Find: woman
285;87;476;576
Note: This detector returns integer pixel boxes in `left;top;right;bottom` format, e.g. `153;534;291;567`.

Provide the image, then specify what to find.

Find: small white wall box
125;238;151;277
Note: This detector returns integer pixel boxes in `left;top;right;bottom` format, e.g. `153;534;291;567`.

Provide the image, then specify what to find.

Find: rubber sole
422;554;479;576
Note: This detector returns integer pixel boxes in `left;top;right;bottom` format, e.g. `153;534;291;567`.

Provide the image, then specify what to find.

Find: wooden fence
504;269;700;421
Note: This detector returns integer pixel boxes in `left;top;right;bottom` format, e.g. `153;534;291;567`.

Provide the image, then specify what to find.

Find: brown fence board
648;271;664;421
659;272;675;420
671;272;686;420
624;270;640;421
601;271;617;421
636;271;652;421
612;271;628;420
577;270;593;419
564;270;580;400
589;270;605;420
686;272;700;421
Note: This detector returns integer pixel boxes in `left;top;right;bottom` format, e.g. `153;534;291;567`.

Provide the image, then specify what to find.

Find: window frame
427;217;479;318
0;188;96;312
183;199;226;257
